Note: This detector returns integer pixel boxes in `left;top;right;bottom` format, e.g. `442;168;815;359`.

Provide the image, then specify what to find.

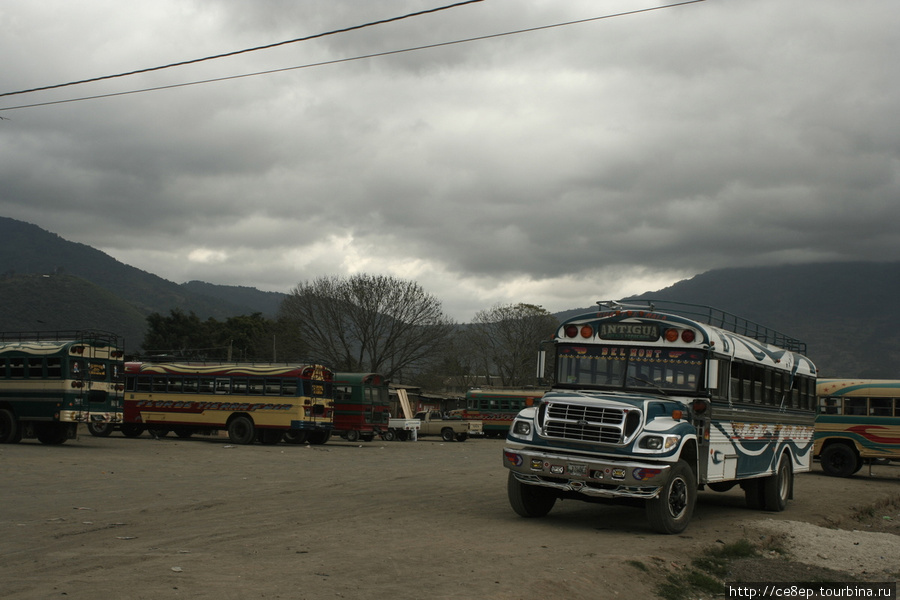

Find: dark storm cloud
1;0;898;319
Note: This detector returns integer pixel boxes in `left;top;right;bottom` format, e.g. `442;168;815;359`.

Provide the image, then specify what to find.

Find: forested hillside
1;217;897;377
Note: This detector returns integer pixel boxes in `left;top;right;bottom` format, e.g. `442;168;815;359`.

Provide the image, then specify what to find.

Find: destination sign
598;323;659;342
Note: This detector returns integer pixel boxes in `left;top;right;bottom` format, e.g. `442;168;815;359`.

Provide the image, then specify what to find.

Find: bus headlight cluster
638;434;680;452
512;420;532;436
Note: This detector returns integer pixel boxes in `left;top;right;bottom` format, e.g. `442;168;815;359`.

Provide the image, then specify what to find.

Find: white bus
504;300;817;534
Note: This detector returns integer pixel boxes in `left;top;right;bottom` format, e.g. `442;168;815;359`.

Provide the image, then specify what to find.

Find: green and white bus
0;331;124;444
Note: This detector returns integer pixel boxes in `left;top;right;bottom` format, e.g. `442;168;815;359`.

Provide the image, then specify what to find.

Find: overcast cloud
1;0;897;321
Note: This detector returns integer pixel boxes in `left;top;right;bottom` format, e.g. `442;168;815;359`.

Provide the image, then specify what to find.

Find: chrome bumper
503;446;671;500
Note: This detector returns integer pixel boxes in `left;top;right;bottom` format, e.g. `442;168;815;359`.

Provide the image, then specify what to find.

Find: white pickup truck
414;410;482;442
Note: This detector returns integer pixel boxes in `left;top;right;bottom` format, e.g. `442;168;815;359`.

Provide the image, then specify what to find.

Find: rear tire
820;443;858;478
382;430;396;442
35;423;69;445
441;428;454;442
88;422;113;437
763;453;792;512
307;430;331;445
742;479;765;510
283;430;309;444
507;472;557;518
227;416;255;445
646;459;696;534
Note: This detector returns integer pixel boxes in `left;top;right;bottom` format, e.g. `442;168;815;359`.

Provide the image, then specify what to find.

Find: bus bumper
503;446;671;500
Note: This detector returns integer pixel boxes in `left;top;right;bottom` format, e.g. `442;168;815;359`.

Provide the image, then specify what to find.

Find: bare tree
278;274;455;380
466;303;559;387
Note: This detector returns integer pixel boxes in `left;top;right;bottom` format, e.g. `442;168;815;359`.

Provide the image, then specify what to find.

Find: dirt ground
1;430;898;600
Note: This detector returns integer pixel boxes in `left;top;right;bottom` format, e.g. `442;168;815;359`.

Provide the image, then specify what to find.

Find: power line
0;0;706;113
0;0;484;100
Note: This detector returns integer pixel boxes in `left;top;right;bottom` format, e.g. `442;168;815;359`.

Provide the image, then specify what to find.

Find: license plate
568;463;587;476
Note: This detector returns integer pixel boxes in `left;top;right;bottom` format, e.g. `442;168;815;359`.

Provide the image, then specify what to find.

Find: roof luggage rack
602;299;807;354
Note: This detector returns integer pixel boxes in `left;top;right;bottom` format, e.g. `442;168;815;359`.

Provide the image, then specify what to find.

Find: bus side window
843;398;866;415
870;398;891;416
183;377;199;393
819;396;840;414
47;358;63;379
282;380;298;396
199;378;215;394
265;379;281;395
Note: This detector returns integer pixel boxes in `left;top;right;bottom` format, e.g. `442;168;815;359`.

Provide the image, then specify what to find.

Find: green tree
466;303;559;387
141;309;215;358
278;274;455;380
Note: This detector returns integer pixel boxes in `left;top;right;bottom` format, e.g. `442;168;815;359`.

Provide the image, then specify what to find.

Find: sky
1;0;898;322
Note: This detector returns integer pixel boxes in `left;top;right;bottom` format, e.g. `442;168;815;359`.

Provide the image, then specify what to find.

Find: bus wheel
121;424;145;438
763;453;792;512
257;429;281;445
345;430;360;442
455;433;468;442
227;416;256;445
0;409;18;444
646;459;696;534
88;421;113;437
307;431;331;445
741;479;764;510
283;430;309;444
820;444;858;478
35;423;69;445
507;472;557;518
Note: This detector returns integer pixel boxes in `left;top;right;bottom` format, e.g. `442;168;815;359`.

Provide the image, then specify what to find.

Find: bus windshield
556;344;705;393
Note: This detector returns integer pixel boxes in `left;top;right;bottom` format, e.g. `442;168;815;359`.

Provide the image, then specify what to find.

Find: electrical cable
0;0;706;113
0;0;484;100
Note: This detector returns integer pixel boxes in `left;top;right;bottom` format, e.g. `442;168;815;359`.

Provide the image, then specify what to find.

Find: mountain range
1;216;897;378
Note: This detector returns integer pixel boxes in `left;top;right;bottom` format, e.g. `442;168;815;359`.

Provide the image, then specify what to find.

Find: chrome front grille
542;401;636;445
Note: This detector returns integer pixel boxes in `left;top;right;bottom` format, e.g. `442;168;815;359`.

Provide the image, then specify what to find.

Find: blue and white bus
504;300;817;534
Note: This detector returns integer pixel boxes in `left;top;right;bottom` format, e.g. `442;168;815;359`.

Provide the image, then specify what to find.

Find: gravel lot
1;430;897;599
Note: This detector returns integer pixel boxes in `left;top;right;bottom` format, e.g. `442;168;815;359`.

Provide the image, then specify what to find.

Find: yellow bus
815;379;900;477
117;361;334;445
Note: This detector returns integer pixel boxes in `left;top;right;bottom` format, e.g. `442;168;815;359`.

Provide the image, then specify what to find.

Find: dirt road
1;432;898;600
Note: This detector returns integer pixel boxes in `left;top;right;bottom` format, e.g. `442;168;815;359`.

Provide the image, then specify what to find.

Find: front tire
820;443;858;478
0;409;18;444
121;424;145;438
763;452;792;512
507;472;557;518
646;459;696;534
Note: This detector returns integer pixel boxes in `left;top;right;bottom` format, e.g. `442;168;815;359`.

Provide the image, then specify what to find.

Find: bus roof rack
0;329;122;346
599;299;807;354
